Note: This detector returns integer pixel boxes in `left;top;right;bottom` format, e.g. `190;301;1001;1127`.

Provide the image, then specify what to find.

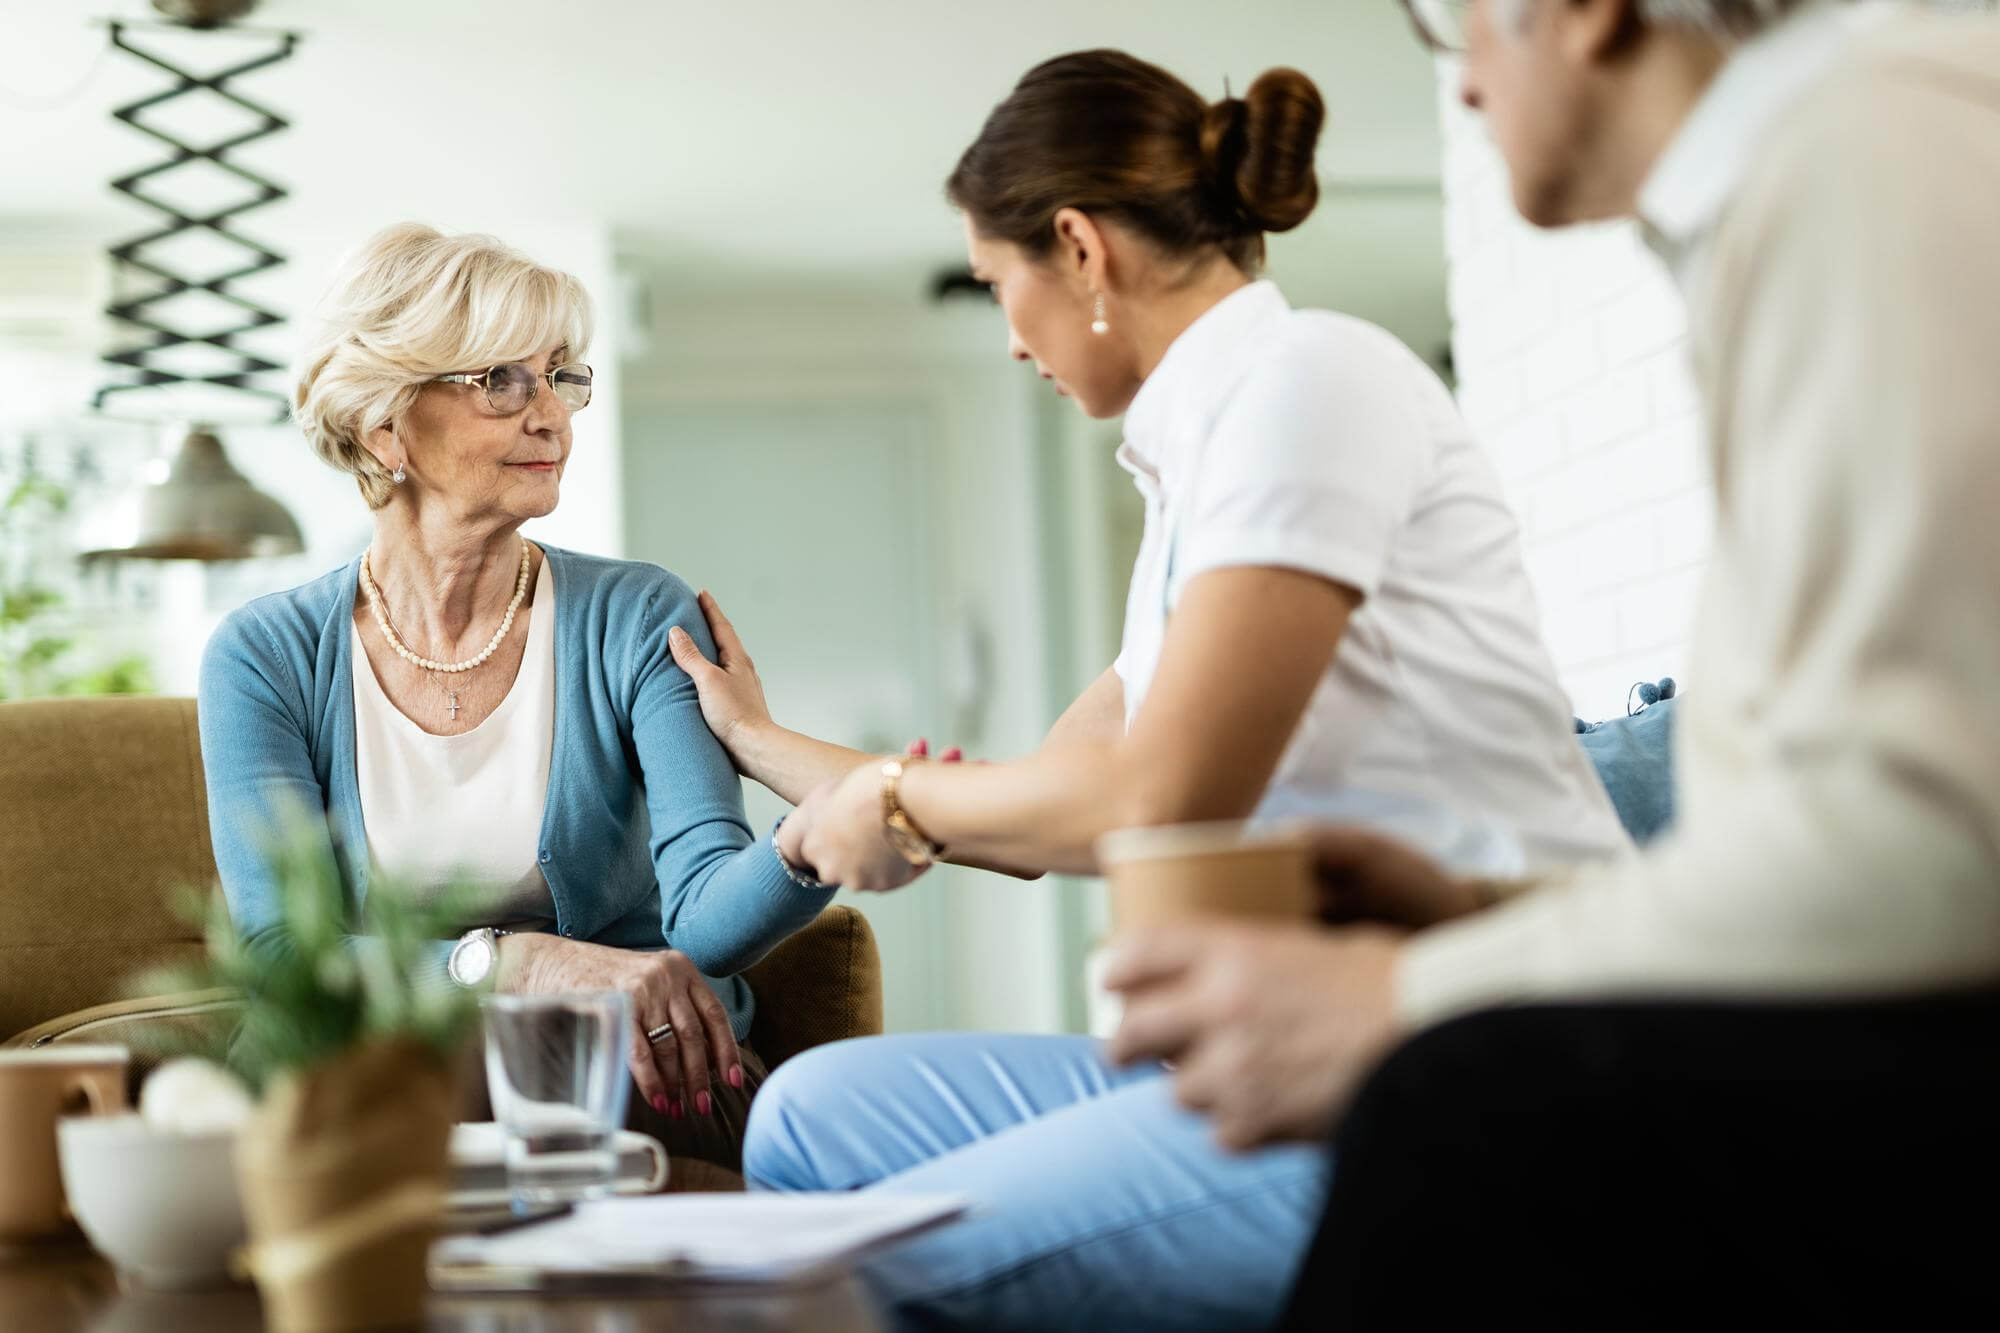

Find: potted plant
0;469;152;700
152;820;481;1332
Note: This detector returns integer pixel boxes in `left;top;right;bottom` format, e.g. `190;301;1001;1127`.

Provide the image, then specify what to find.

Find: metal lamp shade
150;0;260;29
81;425;305;562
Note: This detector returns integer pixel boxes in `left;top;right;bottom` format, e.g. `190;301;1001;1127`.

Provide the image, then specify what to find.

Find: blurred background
76;0;1984;1049
2;1;1450;1037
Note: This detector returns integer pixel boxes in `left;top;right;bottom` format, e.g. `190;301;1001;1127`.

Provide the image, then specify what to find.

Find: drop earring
391;462;406;484
1090;293;1109;336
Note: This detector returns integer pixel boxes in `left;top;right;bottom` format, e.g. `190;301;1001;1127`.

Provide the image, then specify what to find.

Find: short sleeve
1176;323;1432;600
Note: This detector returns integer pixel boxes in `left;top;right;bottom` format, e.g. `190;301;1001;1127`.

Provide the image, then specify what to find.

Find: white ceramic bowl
56;1112;245;1289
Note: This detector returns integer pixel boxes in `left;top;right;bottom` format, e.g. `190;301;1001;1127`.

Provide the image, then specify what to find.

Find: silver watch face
450;932;496;987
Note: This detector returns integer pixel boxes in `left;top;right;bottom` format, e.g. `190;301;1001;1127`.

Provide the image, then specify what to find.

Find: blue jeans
742;1032;1331;1332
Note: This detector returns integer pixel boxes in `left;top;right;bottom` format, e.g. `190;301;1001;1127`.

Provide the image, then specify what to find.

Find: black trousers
1282;990;2000;1330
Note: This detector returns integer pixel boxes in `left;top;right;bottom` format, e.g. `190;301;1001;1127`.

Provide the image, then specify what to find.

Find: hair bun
948;49;1320;276
1205;68;1325;234
1198;96;1251;209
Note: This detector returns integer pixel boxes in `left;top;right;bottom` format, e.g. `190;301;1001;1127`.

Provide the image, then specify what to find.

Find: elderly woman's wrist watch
879;757;948;867
448;927;513;988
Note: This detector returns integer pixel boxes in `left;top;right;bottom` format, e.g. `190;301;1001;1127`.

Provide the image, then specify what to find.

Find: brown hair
947;50;1325;275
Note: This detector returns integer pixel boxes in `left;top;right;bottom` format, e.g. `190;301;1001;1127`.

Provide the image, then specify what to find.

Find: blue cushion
1576;697;1678;845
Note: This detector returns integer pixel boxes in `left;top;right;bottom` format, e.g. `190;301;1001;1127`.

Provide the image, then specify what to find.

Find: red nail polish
670;1099;684;1119
696;1091;713;1116
652;1095;667;1113
728;1065;744;1089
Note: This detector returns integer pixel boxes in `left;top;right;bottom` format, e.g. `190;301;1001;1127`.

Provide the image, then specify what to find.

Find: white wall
1436;82;1710;721
620;280;1073;1034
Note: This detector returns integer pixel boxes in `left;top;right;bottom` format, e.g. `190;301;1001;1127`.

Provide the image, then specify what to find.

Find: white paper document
430;1192;968;1289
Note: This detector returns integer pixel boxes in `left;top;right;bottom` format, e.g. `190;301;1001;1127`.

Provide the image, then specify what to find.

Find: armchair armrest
4;989;242;1093
743;906;884;1071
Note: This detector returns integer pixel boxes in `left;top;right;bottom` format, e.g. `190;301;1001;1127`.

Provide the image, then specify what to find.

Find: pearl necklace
359;539;531;676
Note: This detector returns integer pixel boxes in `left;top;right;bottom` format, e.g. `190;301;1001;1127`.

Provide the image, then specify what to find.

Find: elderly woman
196;223;834;1175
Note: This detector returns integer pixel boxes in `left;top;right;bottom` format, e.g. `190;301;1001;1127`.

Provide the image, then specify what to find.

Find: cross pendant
447;690;460;721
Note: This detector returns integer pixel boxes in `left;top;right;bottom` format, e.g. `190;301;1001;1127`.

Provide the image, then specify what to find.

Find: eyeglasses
433;362;593;414
1400;0;1472;54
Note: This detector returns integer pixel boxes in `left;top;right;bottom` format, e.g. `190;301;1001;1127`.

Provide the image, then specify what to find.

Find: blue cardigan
195;544;833;1039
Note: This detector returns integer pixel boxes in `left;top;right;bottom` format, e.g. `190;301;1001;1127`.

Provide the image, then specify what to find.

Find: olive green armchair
0;697;883;1080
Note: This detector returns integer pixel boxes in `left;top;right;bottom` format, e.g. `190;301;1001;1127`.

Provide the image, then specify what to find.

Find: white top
1400;4;2000;1022
352;554;557;928
1113;280;1628;875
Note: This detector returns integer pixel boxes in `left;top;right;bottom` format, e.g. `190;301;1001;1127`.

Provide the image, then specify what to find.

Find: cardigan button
539;849;551;864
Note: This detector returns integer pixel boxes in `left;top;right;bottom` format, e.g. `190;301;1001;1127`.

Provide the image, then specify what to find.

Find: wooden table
1;1242;882;1332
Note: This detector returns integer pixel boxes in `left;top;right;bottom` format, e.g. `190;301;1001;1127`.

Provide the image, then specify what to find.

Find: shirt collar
1637;1;1888;281
1118;279;1290;485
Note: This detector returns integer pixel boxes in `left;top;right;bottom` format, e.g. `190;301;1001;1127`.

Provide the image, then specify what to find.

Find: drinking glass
481;990;631;1206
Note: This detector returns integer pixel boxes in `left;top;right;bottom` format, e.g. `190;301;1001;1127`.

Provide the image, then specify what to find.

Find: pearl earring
1090;293;1109;336
391;463;406;484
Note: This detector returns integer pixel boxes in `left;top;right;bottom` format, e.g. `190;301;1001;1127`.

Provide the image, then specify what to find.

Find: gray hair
1499;0;1827;39
293;223;592;510
1635;0;1822;37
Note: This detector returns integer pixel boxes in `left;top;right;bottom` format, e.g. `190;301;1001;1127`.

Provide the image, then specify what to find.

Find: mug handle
55;1071;121;1224
60;1070;120;1117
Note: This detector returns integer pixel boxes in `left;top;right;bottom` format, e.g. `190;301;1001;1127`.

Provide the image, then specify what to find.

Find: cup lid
1095;820;1309;866
0;1044;131;1065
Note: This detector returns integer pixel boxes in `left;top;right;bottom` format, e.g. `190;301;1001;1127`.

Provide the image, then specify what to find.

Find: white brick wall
1437;79;1709;721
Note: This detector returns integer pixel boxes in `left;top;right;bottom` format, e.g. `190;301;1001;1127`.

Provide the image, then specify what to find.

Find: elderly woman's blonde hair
293;223;593;509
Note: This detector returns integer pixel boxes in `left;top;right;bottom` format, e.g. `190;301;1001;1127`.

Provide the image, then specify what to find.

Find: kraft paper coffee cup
0;1045;129;1246
1095;821;1316;934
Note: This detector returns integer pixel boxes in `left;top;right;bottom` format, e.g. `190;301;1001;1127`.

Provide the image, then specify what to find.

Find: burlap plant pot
234;1039;455;1332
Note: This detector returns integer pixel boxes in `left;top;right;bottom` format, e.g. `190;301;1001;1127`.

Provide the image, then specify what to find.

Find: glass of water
481;990;631;1206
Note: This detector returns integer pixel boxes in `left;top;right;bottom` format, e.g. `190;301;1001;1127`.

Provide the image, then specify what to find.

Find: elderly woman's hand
500;934;742;1120
668;590;775;764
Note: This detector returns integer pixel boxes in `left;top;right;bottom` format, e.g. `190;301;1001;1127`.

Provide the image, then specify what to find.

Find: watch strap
879;758;947;867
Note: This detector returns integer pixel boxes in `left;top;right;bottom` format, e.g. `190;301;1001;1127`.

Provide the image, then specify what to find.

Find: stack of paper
430;1193;967;1289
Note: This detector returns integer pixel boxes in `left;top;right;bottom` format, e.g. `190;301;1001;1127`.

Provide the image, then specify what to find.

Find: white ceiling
5;0;1442;279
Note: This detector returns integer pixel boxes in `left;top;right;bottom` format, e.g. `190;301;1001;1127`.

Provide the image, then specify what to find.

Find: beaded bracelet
771;820;831;891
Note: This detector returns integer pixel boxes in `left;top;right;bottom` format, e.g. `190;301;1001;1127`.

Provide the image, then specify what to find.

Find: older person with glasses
198;223;849;1179
1101;1;2000;1327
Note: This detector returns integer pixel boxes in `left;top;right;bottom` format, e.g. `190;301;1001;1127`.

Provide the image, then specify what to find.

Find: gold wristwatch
879;757;947;867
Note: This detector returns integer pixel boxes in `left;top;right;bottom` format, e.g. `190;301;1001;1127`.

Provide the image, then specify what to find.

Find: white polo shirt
1113;280;1628;875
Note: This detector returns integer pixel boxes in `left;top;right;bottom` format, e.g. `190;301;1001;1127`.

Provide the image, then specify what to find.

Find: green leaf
0;588;63;626
134;808;485;1091
22;636;72;669
52;656;154;698
8;474;67;507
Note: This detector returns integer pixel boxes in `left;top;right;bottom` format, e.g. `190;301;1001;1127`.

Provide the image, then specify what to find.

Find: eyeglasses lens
551;365;592;411
482;363;539;413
